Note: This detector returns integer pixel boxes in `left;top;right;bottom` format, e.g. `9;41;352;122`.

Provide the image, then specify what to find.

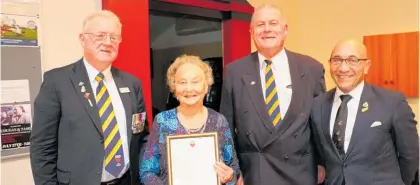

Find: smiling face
250;6;288;57
79;14;121;69
329;40;371;93
173;63;209;108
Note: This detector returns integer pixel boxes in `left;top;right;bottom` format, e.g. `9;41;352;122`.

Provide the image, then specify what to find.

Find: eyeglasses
84;32;122;43
329;57;368;66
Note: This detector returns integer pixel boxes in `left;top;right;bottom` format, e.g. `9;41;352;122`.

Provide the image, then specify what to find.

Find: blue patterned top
139;108;240;185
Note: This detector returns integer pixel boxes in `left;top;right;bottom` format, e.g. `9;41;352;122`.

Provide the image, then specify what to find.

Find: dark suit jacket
220;50;326;185
310;83;419;185
30;59;149;185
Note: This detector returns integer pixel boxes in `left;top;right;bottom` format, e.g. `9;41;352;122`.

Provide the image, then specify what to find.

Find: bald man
220;4;326;185
310;39;419;185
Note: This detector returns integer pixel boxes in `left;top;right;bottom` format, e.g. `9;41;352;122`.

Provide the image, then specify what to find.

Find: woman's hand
214;160;235;184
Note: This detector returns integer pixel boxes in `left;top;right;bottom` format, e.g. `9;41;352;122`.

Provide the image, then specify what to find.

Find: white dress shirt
83;59;130;181
258;49;292;118
329;81;365;152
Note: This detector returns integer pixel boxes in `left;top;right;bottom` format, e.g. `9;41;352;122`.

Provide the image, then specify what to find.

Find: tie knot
264;59;272;65
96;73;105;82
340;94;352;104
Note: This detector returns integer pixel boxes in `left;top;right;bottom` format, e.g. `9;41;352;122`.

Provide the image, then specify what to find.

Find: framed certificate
166;132;221;185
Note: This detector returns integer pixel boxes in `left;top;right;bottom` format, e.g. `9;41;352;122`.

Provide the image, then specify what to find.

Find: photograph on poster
1;103;32;150
1;0;39;46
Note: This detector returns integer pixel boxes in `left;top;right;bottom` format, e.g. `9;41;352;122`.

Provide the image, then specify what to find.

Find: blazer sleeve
219;65;236;141
309;105;325;167
313;63;326;98
30;71;61;185
134;78;149;133
391;93;419;185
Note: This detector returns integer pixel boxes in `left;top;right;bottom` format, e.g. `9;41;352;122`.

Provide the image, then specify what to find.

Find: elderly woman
140;55;239;185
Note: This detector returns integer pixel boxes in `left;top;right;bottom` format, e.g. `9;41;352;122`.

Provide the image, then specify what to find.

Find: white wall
1;1;101;185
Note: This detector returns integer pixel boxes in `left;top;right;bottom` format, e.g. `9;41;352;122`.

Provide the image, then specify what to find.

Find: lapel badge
84;92;93;107
361;102;368;112
81;85;86;93
78;81;84;86
250;81;255;85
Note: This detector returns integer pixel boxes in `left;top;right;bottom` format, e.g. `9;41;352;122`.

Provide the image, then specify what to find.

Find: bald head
329;39;371;93
331;39;368;59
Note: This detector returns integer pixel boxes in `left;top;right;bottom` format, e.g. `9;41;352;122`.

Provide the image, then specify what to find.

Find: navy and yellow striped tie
95;73;125;177
264;59;282;126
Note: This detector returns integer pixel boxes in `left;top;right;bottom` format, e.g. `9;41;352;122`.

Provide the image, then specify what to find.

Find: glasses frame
83;32;122;44
329;57;368;66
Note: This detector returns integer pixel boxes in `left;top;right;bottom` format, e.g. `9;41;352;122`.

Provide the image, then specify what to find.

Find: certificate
166;132;221;185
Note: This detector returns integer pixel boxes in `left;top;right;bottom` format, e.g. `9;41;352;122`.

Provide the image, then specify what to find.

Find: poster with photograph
1;0;39;46
1;103;32;150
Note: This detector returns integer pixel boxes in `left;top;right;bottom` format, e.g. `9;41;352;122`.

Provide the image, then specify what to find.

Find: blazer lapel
111;69;133;144
344;84;374;159
69;59;103;138
241;52;274;133
262;50;306;148
321;89;342;159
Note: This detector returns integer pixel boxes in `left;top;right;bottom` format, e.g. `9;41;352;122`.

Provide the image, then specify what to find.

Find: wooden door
363;31;419;97
394;31;419;97
363;34;394;90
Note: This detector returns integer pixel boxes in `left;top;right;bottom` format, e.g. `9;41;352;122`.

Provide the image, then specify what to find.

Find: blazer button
243;109;248;113
294;133;298;139
246;132;250;136
284;154;289;160
100;139;104;144
343;164;348;168
301;113;304;117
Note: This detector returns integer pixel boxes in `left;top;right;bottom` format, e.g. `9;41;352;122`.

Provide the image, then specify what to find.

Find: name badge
119;87;130;93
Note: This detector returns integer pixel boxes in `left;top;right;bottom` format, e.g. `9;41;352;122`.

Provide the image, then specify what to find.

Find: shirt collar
258;48;287;70
83;57;112;84
334;81;365;102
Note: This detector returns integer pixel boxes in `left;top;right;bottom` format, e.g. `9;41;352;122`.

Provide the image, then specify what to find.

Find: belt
101;172;129;185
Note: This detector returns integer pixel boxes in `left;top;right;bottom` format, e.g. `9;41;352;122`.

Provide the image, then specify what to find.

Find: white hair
82;10;122;31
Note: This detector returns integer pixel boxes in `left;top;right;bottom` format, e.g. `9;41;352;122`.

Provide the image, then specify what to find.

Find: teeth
338;75;351;78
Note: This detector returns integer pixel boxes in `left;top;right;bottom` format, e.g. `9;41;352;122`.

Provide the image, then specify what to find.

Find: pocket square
370;121;382;127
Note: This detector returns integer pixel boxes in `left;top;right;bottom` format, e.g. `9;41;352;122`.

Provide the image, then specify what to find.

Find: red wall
102;0;252;128
223;20;252;66
102;0;153;126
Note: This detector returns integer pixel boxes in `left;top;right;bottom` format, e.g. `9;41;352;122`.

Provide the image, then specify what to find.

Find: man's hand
318;165;326;184
236;173;244;185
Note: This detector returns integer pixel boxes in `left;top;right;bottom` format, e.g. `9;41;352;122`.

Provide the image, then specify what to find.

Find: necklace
185;122;207;134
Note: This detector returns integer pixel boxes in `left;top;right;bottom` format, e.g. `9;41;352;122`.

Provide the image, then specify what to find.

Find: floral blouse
139;108;240;185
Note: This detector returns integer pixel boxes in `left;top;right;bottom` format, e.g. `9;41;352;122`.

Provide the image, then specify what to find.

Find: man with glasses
310;39;419;185
30;10;149;185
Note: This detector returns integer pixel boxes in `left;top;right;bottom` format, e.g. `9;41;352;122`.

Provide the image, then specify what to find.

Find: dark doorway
149;10;223;118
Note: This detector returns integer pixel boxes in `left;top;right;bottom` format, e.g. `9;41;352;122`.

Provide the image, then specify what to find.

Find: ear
204;83;209;94
364;59;371;74
79;33;85;47
283;23;288;36
249;27;254;38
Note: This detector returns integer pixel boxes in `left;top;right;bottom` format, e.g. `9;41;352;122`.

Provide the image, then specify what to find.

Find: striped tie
95;73;125;177
264;59;282;126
